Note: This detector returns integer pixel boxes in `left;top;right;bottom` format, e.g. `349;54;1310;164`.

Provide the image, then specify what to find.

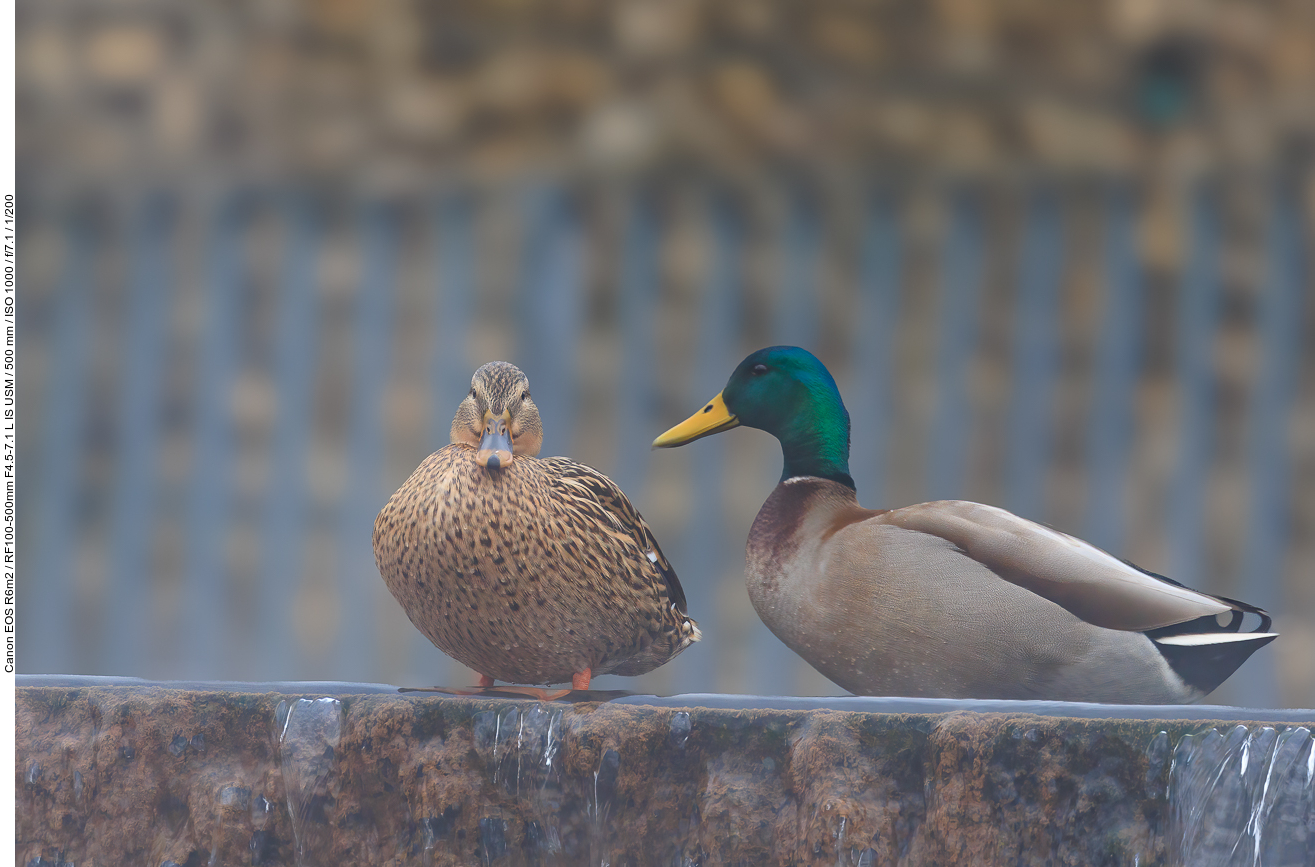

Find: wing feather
541;458;689;614
877;501;1234;631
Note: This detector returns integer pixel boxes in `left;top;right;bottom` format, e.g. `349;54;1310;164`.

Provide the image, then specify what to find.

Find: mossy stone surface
13;686;1298;866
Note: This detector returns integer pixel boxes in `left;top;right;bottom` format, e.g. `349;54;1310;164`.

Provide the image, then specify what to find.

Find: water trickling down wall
14;681;1314;866
1166;725;1314;865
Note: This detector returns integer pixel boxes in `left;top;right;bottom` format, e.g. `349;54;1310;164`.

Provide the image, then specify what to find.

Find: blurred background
15;0;1315;706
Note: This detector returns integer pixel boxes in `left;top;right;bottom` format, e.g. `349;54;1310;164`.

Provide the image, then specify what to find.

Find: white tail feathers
1154;632;1279;647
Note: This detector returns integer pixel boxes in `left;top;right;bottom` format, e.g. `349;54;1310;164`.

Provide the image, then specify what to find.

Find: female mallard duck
374;361;700;691
653;346;1276;703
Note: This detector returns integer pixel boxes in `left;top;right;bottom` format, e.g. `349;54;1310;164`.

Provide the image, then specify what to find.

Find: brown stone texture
18;0;1315;190
17;685;1306;866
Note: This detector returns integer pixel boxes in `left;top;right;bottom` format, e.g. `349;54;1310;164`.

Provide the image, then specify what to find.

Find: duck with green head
654;346;1276;703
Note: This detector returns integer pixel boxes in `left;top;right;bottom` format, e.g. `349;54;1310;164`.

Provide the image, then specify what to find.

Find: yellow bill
653;391;741;447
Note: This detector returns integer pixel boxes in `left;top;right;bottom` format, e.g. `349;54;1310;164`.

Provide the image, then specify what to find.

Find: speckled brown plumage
373;362;700;686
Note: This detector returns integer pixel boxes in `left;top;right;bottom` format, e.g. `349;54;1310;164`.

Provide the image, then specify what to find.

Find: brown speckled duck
374;361;700;690
653;346;1277;704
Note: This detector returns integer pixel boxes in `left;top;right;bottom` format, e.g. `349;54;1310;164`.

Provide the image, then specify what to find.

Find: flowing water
1166;725;1313;866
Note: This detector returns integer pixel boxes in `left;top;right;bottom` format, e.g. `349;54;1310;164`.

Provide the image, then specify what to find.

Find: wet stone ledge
14;678;1315;867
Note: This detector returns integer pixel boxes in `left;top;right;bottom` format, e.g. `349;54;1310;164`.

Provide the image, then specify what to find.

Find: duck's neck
776;410;855;490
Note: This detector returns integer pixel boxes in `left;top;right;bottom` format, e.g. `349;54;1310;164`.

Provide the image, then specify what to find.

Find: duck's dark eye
469;388;477;398
521;390;530;401
752;364;768;375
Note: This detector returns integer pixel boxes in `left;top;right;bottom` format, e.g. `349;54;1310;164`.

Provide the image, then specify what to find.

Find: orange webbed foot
397;668;601;702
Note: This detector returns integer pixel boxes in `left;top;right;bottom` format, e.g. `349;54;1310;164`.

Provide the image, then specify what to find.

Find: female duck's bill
476;411;514;468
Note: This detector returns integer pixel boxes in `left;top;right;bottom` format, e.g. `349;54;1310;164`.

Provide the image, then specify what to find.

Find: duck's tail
1146;597;1278;697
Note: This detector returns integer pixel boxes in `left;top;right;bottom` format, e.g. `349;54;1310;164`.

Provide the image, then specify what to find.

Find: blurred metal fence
16;175;1313;706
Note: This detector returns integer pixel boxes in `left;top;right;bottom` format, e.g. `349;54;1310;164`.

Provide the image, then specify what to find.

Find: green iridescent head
654;346;854;488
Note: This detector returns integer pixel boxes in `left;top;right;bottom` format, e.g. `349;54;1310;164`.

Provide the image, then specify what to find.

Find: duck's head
653;346;854;488
451;361;543;468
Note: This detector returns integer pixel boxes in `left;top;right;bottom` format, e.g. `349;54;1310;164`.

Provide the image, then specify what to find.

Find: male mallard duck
374;361;699;691
653;346;1276;703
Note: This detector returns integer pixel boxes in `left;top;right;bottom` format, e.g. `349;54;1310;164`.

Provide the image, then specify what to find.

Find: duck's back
745;478;1194;703
373;444;696;685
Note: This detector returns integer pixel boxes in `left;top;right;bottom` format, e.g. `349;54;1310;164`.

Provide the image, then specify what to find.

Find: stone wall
18;0;1315;191
16;683;1315;866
